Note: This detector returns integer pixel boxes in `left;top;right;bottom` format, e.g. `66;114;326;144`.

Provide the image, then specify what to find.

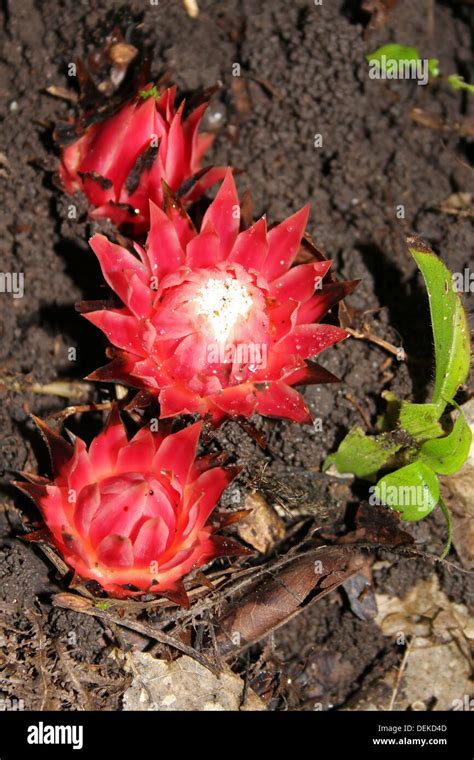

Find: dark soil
0;0;472;710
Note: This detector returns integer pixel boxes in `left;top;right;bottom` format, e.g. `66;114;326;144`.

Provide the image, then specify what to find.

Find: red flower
81;171;355;424
14;410;246;603
59;85;225;234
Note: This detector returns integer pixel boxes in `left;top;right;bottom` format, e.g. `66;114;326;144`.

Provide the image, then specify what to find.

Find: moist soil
0;0;472;710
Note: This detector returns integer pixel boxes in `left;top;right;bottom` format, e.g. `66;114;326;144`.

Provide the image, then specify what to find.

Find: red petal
201;170;240;256
263;205;309;281
255;381;312;423
186;221;222;267
74;482;101;536
162;181;196;249
277;324;348;358
116;437;155;473
89;235;148;303
228;217;268;271
184;166;227;204
270;261;332;303
146;201;185;278
268;300;298;341
96;535;134;567
67;438;94;494
84;310;151;355
212;384;257;418
165;102;186;187
133;516;170;565
297;280;359;323
159;385;203;417
126;272;154;319
153;422;202;490
185;466;239;534
90;483;148;546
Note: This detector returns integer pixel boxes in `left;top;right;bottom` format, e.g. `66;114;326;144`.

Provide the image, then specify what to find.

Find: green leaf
420;413;472;475
382;392;444;441
324;426;401;481
447;75;474;94
428;58;440;78
438;498;453;559
366;44;420;69
95;601;111;610
409;241;470;415
139;85;160;100
374;461;439;521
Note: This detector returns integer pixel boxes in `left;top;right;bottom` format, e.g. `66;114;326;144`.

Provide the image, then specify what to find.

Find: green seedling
367;43;474;94
325;239;471;557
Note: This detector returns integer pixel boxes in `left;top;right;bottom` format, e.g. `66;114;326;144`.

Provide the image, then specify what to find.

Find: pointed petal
277;324;348;358
31;416;73;477
201;170;240;256
85;352;136;385
185;465;240;533
283;361;340;385
157;581;190;608
116;437;154;473
89;235;148;306
183;166;228;204
228;217;268;271
255;381;312;423
67;438;94;494
297;280;359;323
270;261;332;303
186;221;222;268
146;201;185;278
84;310;151;355
12;480;48;504
162;180;196;249
263;205;309;281
153;422;202;490
165;101;186;187
206;534;252;558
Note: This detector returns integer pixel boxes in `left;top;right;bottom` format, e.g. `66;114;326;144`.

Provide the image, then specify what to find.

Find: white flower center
195;276;253;344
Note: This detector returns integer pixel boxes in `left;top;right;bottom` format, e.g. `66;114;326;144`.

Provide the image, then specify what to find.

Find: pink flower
15;410;246;603
59;85;225;234
81;171;355;423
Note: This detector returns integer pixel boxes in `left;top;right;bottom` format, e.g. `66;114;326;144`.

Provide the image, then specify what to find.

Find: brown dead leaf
361;0;399;32
231;78;252;118
343;559;378;621
340;502;414;548
236;492;285;553
214;547;364;658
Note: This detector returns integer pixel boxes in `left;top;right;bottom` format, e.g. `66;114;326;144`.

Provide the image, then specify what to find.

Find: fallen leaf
214;547;364;657
118;651;265;711
340;502;414;547
236;491;285;553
